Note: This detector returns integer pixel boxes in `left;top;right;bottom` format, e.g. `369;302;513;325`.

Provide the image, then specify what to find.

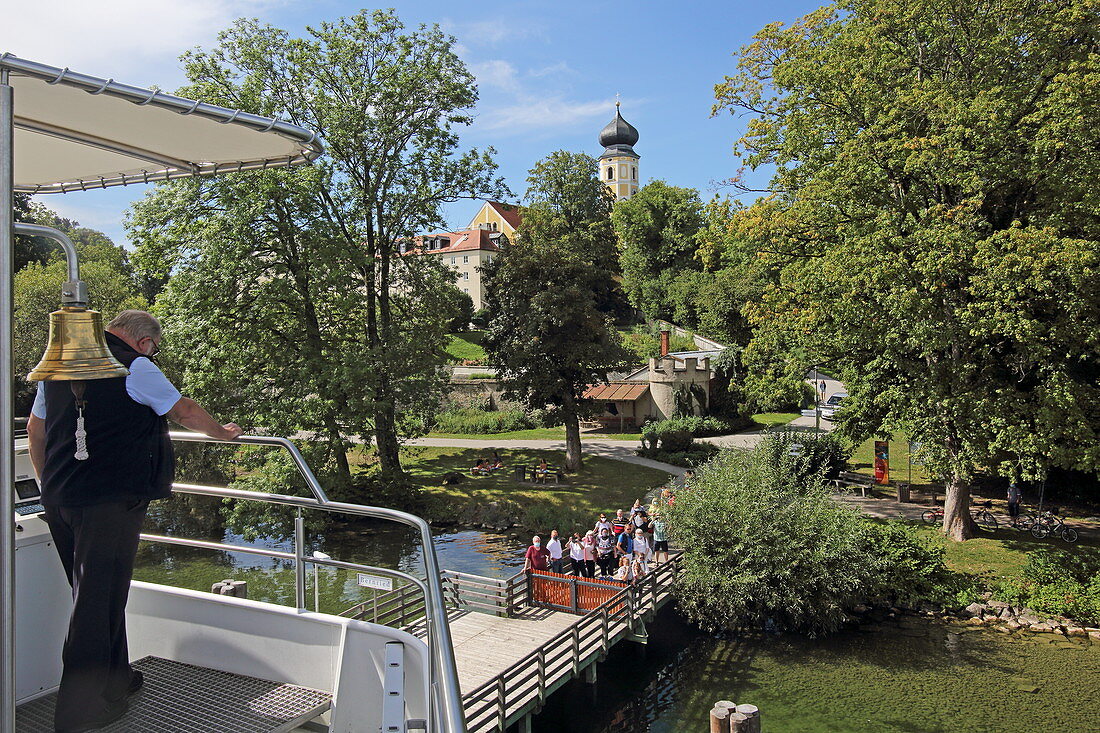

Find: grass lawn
751;412;800;428
905;520;1100;584
445;331;487;363
425;427;644;441
848;434;935;486
352;445;672;532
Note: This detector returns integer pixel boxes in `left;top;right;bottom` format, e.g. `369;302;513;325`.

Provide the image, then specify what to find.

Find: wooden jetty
342;554;683;732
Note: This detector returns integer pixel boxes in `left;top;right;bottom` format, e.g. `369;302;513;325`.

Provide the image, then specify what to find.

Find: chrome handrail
163;432;467;733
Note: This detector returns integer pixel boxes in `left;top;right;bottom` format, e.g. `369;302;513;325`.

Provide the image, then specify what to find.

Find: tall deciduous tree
611;181;705;321
483;151;631;471
714;0;1100;539
129;10;506;480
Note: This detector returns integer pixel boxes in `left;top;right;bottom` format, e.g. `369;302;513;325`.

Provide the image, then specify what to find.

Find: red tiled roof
487;201;523;230
583;383;649;402
407;228;502;255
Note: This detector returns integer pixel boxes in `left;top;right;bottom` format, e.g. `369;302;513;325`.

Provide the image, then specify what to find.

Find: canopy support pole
1;69;16;733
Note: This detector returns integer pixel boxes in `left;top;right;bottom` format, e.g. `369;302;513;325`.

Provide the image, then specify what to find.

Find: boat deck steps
16;656;332;733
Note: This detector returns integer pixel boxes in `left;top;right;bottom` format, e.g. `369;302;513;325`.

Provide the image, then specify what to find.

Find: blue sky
4;0;825;245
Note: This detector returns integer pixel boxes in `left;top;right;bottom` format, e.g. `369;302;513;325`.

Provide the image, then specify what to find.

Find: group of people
472;451;505;475
522;489;675;585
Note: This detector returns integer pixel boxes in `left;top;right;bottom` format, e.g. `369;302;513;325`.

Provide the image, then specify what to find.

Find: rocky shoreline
854;596;1100;641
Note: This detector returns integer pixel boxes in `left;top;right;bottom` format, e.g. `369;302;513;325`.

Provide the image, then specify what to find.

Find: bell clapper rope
70;381;89;461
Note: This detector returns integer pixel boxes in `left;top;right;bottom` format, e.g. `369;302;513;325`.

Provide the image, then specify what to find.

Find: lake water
133;507;1100;732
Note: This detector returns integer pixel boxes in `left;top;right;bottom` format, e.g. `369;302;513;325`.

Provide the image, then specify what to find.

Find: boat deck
16;656;331;733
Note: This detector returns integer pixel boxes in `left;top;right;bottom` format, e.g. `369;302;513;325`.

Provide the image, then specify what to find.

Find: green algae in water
534;614;1100;733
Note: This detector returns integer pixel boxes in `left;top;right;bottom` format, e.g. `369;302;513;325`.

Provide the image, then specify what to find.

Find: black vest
40;332;175;506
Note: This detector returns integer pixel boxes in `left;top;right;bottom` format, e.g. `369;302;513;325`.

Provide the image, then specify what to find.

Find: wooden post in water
708;701;734;733
733;704;760;733
710;701;760;732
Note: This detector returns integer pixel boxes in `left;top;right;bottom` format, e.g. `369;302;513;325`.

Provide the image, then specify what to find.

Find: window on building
450;257;456;264
607;167;614;181
463;272;469;280
463;255;469;264
463;288;469;294
632;166;637;179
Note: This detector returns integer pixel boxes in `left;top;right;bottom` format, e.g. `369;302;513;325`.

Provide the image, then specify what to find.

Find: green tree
611;181;705;321
713;0;1100;539
483;151;632;471
130;10;506;480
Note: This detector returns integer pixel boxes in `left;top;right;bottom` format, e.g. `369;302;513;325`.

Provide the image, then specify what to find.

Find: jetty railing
461;552;682;733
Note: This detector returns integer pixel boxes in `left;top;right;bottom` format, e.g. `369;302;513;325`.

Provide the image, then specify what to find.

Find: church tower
598;102;640;201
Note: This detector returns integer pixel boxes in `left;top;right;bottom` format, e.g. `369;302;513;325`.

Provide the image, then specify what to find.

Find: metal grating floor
16;656;332;733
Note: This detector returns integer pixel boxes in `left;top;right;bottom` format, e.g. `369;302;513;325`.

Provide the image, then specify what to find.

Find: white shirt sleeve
31;382;46;419
125;358;182;416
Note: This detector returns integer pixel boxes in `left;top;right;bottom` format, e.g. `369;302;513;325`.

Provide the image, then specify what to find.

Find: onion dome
598;103;639;160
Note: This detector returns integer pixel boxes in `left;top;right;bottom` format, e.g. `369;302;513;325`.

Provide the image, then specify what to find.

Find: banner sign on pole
874;441;890;485
357;573;393;592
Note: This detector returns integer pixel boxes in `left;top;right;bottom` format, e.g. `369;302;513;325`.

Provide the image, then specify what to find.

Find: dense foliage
483;151;633;471
668;447;952;635
432;408;533;434
756;430;851;483
994;549;1100;625
711;0;1100;538
611;181;706;321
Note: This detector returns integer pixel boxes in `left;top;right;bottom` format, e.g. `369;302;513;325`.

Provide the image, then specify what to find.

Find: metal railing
441;569;529;617
461;553;683;733
341;583;426;628
141;432;468;733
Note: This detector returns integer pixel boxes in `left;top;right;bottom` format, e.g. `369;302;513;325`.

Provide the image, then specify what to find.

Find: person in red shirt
523;535;550;572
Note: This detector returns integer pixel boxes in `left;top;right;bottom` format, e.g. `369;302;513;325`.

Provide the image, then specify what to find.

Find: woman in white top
567;533;586;576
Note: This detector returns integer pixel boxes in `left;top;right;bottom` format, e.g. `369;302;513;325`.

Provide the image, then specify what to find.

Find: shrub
757;430;851;482
999;549;1100;625
856;521;954;607
642;416;743;441
667;445;956;635
433;408;533;434
659;429;694;452
651;446;720;467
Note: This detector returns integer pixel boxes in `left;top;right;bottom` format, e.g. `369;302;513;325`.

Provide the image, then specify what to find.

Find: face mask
534;541;541;547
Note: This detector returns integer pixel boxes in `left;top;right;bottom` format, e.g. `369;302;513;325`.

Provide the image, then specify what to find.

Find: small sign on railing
357;573;394;591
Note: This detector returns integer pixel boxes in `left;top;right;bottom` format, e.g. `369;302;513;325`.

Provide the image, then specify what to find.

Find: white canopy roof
1;53;322;193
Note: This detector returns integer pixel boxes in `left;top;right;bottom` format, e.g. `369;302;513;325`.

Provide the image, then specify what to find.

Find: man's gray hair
107;310;162;342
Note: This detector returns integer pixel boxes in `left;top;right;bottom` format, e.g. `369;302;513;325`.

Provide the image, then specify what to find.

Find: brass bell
27;307;129;382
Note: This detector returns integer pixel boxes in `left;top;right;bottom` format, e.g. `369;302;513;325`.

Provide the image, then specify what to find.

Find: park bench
830;471;875;497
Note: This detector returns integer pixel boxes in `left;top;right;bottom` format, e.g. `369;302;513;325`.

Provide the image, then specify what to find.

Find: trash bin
897;483;911;503
514;465;526;481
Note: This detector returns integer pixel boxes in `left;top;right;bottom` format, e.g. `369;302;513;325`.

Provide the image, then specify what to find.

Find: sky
1;0;825;246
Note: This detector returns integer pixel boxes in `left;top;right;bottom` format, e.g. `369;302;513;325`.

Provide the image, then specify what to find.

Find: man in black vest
26;310;242;732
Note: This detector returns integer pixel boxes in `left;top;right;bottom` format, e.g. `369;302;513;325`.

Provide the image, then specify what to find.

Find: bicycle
971;500;998;532
1028;510;1078;543
920;503;997;532
921;507;943;524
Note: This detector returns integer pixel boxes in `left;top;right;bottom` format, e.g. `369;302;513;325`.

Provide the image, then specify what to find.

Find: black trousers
43;499;148;730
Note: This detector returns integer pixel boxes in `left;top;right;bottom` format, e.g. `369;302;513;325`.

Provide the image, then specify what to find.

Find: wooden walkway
343;555;682;733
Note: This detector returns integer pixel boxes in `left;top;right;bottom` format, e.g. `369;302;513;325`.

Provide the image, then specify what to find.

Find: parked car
819;392;847;421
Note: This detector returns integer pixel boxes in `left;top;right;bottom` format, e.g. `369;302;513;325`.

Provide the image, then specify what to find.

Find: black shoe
126;670;144;697
55;699;128;732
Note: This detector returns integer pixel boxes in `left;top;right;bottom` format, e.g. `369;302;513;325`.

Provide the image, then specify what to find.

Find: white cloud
470;60;521;93
1;0;279;87
441;18;539;46
478;97;617;133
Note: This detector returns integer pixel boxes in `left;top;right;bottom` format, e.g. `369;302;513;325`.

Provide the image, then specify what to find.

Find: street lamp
312;550;331;613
